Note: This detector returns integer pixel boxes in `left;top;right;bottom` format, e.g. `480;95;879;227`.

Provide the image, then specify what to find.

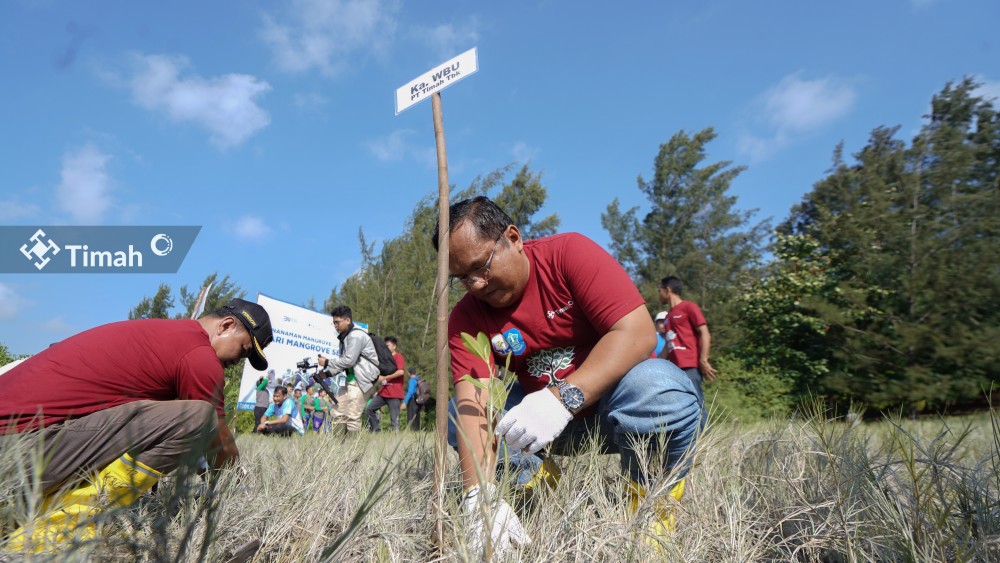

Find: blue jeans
448;358;702;486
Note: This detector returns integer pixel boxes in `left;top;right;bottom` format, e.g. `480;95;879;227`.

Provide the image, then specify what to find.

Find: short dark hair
384;336;398;346
330;305;353;319
660;276;683;296
274;386;287;397
431;196;514;251
208;308;247;331
408;367;416;374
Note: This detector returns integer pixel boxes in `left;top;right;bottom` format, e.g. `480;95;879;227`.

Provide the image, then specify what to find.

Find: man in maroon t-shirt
658;275;716;405
433;197;702;557
363;336;406;432
1;298;272;550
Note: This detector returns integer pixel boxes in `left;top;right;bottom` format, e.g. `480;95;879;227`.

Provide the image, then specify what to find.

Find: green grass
3;406;1000;561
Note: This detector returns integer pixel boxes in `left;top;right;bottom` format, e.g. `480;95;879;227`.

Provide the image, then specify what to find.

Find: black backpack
416;378;432;405
351;327;399;376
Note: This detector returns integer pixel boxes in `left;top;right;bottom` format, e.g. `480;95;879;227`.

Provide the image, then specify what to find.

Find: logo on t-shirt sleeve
491;333;511;355
502;328;527;356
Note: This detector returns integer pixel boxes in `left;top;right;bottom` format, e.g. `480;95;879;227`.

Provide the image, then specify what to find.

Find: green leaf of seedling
460;331;493;364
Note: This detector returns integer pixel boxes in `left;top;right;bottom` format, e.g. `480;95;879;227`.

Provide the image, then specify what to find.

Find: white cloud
738;73;857;162
760;73;856;132
365;129;415;162
129;54;272;149
511;142;540;164
0;283;28;320
56;143;115;223
974;76;1000;103
260;0;399;77
0;197;41;221
412;19;480;59
229;215;274;241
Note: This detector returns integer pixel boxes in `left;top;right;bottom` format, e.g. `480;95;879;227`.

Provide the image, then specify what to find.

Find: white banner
236;293;340;411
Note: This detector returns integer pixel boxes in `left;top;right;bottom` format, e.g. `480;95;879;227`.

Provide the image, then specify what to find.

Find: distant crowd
253;335;434;437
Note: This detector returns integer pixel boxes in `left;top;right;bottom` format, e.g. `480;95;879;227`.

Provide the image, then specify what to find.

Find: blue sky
1;0;997;355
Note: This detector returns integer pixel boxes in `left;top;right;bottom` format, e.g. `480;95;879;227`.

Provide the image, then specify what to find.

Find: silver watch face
559;382;585;411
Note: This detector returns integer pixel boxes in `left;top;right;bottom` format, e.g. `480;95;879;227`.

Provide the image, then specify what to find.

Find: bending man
0;298;272;550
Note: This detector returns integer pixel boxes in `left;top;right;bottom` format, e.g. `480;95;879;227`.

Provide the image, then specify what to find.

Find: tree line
109;77;997;419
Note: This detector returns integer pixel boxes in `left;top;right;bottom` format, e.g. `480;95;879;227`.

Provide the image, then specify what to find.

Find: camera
296;357;316;371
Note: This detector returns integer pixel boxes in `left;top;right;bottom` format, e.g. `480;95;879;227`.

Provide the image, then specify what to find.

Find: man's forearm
562;305;656;409
210;418;239;469
454;379;497;490
698;325;712;362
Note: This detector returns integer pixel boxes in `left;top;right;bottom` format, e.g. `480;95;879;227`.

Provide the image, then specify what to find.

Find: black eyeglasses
449;233;504;290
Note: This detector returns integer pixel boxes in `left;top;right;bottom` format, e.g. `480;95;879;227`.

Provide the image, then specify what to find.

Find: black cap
221;298;272;370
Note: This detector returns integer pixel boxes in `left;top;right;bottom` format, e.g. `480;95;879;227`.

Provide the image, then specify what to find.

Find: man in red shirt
2;298;272;550
658;276;716;405
434;197;702;556
363;335;406;432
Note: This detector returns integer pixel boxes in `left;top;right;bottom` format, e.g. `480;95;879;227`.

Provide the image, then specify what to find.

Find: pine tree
602;127;769;348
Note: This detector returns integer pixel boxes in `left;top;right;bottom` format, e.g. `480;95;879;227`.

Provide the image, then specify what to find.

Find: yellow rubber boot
627;478;685;542
523;457;561;493
8;454;163;552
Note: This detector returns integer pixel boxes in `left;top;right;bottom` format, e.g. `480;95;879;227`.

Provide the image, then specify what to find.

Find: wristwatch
556;380;585;414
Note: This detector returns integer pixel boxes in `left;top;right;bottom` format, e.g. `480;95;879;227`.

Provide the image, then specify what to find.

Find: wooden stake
431;91;451;547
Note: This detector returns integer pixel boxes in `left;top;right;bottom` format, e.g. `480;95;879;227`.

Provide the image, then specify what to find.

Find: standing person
658;276;717;406
0;298;272;550
402;367;420;430
299;384;317;431
363;336;405;432
653;311;668;358
314;390;331;433
316;305;379;433
403;368;432;431
252;370;275;432
434;197;702;556
257;386;304;437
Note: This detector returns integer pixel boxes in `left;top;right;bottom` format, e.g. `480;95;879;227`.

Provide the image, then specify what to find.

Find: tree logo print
526;347;575;384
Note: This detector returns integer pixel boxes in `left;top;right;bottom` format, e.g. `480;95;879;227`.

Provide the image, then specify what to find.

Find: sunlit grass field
3;405;1000;562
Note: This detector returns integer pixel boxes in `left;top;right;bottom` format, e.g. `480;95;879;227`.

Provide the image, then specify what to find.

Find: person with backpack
362;336;406;432
316;305;380;433
403;368;432;431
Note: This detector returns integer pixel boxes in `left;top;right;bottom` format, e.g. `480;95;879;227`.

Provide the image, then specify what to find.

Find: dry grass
3;405;1000;562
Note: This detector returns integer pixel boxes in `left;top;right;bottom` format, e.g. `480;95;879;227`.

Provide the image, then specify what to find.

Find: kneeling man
0;298;272;550
437;197;702;556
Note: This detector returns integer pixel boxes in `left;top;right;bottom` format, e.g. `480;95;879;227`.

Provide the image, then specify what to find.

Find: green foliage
602;127;770;349
779;77;1000;411
705;355;794;422
0;343;28;366
736;233;836;396
128;273;246;320
177;273;246;319
128;283;174;320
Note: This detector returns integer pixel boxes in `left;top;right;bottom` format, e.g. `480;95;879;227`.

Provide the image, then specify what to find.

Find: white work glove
462;483;531;559
495;388;574;455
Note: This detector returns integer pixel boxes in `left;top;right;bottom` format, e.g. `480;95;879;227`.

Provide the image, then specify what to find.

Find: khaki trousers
330;382;374;432
17;400;216;494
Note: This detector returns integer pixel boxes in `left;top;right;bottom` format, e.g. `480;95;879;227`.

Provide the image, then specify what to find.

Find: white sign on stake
395;47;478;115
